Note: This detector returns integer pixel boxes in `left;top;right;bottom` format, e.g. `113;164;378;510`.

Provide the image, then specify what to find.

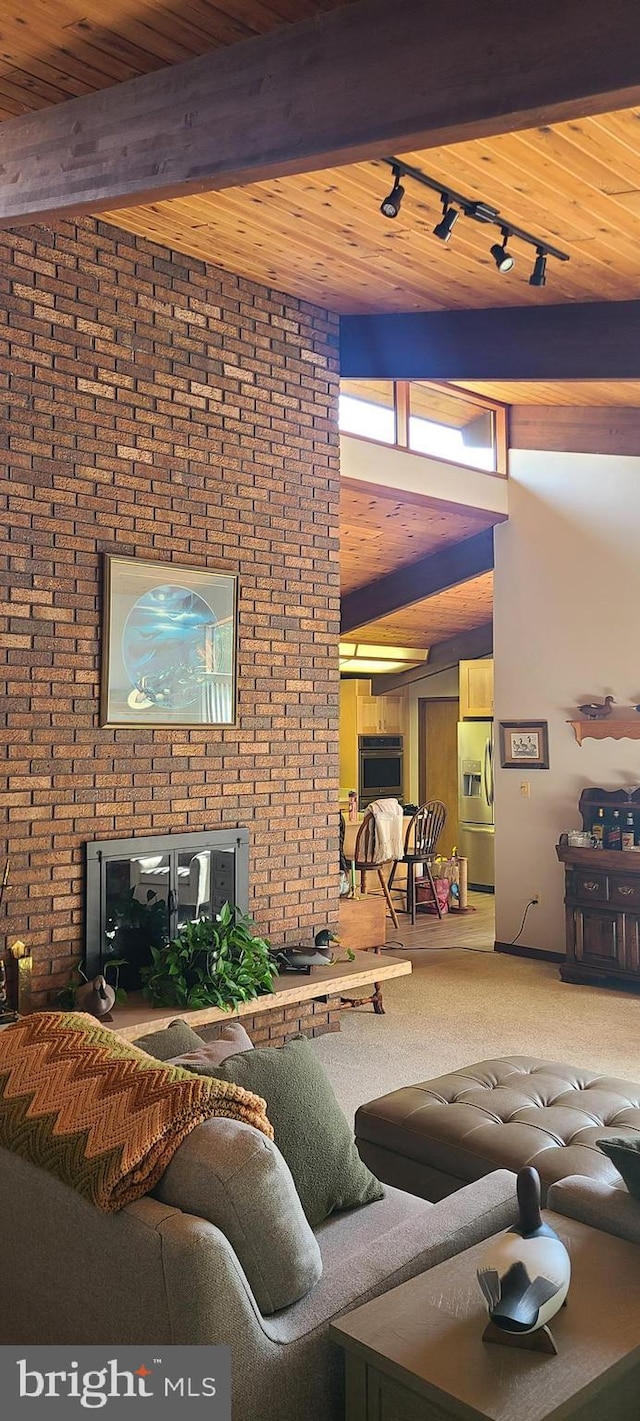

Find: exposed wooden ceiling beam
340;301;640;381
341;527;494;636
1;0;640;225
371;622;493;695
509;405;640;455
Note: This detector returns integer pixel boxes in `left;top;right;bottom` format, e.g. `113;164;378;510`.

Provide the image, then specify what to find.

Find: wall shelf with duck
567;695;640;745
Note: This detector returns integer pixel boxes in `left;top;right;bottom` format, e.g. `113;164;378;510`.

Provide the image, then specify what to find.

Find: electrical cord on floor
508;898;537;946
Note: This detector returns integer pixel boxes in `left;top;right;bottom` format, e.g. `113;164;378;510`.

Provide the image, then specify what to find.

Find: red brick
0;215;340;1002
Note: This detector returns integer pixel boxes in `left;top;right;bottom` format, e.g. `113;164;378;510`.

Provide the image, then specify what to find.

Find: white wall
341;435;508;515
494;449;640;954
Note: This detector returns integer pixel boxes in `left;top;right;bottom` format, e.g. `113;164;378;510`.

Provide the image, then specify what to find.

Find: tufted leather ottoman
355;1056;640;1202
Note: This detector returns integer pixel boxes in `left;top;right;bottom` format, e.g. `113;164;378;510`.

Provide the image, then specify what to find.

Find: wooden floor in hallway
382;889;495;954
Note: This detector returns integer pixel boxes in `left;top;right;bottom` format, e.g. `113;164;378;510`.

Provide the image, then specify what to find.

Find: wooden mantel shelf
567;718;640;746
111;951;411;1042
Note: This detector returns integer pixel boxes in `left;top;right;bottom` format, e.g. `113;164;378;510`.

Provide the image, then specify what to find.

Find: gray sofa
0;1137;519;1421
548;1173;640;1245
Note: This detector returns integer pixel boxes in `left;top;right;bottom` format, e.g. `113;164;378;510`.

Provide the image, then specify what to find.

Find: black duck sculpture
577;695;615;720
477;1167;570;1353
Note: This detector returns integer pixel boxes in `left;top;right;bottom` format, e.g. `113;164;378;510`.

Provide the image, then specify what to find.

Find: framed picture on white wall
499;720;549;769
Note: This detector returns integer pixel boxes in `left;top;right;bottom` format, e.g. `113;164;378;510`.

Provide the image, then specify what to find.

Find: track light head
433;199;459;243
490;232;515;274
380;168;405;219
529;248;547;287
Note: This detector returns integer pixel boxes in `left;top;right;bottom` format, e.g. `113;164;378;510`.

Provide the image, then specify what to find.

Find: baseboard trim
494;940;565;964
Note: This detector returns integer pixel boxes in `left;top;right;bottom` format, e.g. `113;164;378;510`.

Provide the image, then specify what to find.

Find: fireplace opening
85;828;249;992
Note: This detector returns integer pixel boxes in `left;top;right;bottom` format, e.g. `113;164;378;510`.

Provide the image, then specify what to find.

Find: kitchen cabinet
459;658;493;719
340;681;406;799
358;692;404;736
557;788;640;988
355;692;382;736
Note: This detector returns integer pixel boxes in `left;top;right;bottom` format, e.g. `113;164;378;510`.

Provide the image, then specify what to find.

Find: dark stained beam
340;301;640;382
371;623;493;695
510;405;640;455
1;0;640;223
341;528;494;637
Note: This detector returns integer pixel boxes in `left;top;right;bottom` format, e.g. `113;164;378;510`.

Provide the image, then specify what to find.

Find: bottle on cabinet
622;811;637;851
591;807;605;848
604;809;622;851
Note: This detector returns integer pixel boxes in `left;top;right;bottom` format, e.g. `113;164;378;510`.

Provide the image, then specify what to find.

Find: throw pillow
202;1035;384;1227
132;1019;204;1062
154;1115;322;1314
598;1136;640;1197
168;1020;254;1070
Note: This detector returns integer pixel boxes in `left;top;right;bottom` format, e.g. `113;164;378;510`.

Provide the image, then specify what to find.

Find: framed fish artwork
100;555;237;727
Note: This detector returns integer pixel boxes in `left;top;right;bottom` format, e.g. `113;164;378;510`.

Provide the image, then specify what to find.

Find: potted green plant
140;902;277;1011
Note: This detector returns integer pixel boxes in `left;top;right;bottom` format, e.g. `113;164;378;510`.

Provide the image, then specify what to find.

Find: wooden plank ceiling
454;379;640;406
340;572;494;650
98;106;640;317
340;483;500;597
0;1;352;119
3;6;640;355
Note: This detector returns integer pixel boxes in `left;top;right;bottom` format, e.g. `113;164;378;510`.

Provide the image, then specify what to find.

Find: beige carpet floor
314;945;640;1124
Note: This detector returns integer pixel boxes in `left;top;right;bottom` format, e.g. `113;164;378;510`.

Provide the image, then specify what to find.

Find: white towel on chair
369;799;404;864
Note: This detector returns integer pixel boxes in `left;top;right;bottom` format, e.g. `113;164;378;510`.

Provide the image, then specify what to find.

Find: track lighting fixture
433;199;459;243
490;231;515;274
380;166;405;219
378;157;569;287
529;249;547;287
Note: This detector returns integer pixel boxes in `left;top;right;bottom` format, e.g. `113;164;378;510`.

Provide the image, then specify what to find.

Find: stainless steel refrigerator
457;720;494;891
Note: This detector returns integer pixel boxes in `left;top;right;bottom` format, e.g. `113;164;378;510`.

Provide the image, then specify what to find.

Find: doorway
418;698;459;858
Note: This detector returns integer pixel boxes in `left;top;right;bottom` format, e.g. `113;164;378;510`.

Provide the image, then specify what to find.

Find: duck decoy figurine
74;973;116;1021
577;695;615;720
477;1166;570;1355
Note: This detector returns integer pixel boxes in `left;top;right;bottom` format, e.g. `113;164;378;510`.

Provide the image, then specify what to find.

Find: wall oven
358;735;404;810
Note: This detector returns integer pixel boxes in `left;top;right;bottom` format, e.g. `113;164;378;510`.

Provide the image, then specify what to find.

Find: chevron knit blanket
0;1012;273;1212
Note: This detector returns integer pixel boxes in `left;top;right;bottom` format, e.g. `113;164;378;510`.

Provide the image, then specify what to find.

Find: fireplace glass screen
86;829;249;991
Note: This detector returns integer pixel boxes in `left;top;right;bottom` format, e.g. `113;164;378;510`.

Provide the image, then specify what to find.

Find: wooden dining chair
388;801;447;924
352;811;399;930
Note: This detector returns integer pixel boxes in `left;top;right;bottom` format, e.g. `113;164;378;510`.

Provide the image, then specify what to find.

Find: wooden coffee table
330;1212;640;1421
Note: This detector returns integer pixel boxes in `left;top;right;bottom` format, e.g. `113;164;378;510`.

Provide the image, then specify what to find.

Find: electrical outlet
531;892;541;906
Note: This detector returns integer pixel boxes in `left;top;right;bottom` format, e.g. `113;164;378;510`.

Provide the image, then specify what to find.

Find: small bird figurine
577;695;615;720
477;1167;570;1350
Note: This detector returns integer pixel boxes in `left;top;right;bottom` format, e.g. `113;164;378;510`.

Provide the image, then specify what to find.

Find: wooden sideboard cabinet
557;787;640;989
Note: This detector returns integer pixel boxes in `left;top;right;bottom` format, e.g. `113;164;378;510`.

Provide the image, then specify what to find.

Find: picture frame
499;720;549;770
100;555;237;728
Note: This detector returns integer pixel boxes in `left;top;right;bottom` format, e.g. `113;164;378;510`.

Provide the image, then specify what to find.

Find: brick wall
0;217;341;1008
199;997;342;1048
